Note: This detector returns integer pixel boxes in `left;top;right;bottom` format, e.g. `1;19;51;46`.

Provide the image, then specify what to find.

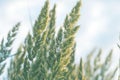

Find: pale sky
0;0;120;79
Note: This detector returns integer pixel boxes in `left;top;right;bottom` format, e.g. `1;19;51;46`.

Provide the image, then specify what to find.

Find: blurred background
0;0;120;79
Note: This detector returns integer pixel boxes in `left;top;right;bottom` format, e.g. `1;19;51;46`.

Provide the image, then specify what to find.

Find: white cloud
77;2;106;42
90;2;104;18
75;1;113;63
